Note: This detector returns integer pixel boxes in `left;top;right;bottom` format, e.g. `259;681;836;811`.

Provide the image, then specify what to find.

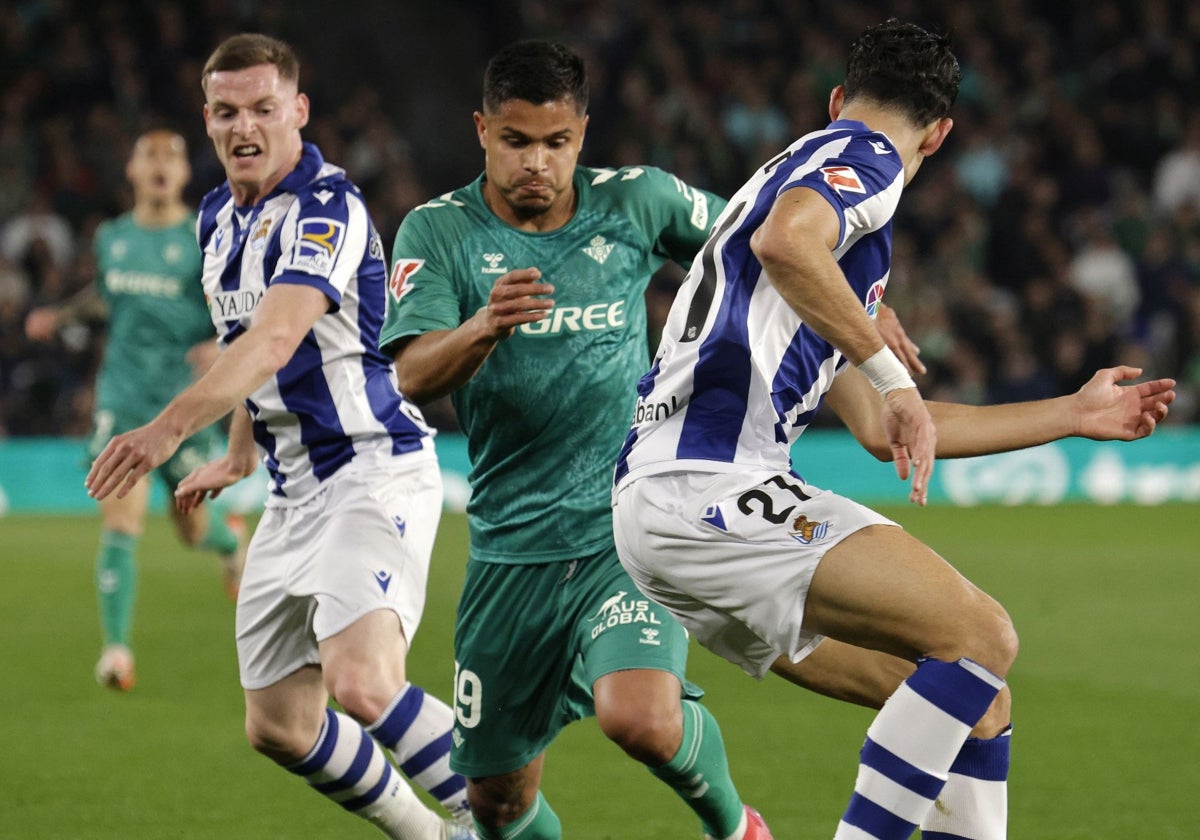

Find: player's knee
244;714;312;765
596;698;681;766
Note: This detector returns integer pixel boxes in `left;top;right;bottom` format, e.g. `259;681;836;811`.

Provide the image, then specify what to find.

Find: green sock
474;791;561;839
199;514;238;555
96;530;138;648
649;699;744;838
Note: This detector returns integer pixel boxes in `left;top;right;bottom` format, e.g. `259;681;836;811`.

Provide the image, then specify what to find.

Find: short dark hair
201;33;300;92
843;19;961;126
482;40;588;116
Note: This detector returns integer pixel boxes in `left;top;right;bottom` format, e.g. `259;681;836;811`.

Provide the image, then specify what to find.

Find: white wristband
858;347;916;395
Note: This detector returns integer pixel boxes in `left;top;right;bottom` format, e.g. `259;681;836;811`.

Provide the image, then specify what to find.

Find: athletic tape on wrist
858;347;916;395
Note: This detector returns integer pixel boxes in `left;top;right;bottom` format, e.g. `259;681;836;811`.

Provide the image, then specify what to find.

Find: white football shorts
613;469;896;678
236;452;442;689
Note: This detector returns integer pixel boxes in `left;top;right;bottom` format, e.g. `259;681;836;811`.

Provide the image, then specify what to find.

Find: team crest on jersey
865;280;886;317
820;165;866;195
481;253;506;274
290;218;345;275
250;216;274;251
163;242;183;264
111;240;128;260
789;514;829;545
582;235;615;264
389;259;424;301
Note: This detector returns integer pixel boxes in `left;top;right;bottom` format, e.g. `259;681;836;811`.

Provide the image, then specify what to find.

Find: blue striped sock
368;683;470;821
289;708;438;835
834;658;1005;839
921;726;1012;840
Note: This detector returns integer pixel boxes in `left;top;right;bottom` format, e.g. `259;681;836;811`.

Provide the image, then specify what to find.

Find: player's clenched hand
86;422;183;501
175;458;246;514
875;303;926;375
477;267;555;340
881;387;937;506
1073;366;1176;441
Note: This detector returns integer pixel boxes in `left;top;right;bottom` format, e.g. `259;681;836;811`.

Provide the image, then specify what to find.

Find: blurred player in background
382;40;774;840
612;19;1176;840
25;128;246;692
86;34;473;840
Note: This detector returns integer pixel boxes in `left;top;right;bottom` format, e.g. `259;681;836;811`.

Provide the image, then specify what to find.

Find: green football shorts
449;545;703;777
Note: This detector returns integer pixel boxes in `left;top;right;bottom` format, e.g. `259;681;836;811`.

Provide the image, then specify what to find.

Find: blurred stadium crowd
2;0;1197;436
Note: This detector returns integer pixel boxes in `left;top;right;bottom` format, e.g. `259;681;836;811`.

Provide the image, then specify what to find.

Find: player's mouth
233;144;262;159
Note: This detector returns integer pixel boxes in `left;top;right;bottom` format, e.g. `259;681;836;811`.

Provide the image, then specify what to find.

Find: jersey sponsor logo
104;270;183;298
789;514;830;545
517;300;626;336
582;235;615;264
290;217;345;275
632;393;681;425
587;590;663;640
865;280;886;317
481;252;505;274
821;165;866;194
389;258;424;301
209;287;264;319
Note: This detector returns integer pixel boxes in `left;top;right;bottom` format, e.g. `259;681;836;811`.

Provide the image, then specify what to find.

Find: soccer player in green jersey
380;41;772;840
25;129;246;692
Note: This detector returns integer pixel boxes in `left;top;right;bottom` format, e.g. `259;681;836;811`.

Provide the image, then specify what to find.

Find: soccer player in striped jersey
382;40;772;840
86;34;473;840
24;128;246;692
612;19;1176;840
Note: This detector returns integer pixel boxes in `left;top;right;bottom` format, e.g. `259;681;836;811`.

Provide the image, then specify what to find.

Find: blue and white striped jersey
614;120;903;488
198;143;431;505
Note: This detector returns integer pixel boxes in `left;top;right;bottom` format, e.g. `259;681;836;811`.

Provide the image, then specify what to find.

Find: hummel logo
374;570;392;593
392;515;406;536
314;189;334;205
482;252;505;274
640;628;661;646
868;140;891;155
582;235;615;264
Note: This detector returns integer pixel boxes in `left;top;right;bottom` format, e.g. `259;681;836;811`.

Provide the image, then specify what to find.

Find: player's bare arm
175;407;259;515
875;302;925;375
827;364;1176;459
86;283;328;500
393;267;554;403
751;186;936;504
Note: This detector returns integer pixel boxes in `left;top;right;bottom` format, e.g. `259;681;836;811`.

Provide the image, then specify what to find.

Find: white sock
834;658;1005;839
920;726;1012;840
289;707;444;838
368;683;471;822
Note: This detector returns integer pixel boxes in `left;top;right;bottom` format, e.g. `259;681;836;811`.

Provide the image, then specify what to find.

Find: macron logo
374;570;392;593
392;515;406;536
314;189;334;205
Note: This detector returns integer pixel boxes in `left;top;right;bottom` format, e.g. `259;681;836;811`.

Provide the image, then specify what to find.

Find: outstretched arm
391;267;554;403
827;364;1176;460
86;283;328;500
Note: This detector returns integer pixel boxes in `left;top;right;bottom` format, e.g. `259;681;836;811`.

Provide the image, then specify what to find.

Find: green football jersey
93;213;212;426
381;165;726;563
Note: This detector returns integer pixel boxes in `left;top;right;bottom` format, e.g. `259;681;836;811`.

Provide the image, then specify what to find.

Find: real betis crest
582;235;615;264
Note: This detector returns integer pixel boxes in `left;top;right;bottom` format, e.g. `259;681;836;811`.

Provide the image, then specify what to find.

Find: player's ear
473;111;487;149
295;93;310;131
828;85;846;121
918;117;953;156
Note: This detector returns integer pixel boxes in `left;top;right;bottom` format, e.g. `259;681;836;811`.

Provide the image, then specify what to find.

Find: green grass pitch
3;504;1197;838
